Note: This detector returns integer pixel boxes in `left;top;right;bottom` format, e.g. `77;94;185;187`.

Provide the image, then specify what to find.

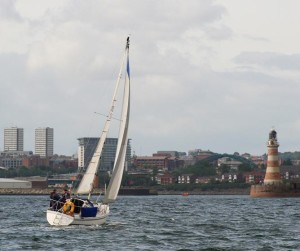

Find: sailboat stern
71;203;110;225
46;210;74;226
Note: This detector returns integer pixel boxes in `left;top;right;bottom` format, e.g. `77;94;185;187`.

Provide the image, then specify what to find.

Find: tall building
78;137;131;171
35;127;54;157
4;127;24;151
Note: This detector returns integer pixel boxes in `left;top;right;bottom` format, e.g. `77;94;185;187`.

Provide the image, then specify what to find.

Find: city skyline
1;1;300;156
1;125;300;158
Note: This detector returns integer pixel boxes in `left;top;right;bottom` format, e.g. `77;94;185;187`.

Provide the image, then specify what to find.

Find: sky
1;0;300;156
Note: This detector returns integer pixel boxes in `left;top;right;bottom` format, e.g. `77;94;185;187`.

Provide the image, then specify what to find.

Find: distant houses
129;149;300;186
3;142;300;189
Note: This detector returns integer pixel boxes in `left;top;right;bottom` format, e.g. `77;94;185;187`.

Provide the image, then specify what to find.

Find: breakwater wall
0;187;250;196
0;188;102;195
157;188;250;195
250;183;300;197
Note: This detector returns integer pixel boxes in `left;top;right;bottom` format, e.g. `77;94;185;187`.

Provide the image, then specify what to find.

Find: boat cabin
71;197;98;217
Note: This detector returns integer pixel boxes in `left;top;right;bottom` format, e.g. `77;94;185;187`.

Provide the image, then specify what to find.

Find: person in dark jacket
61;188;71;204
49;189;61;210
63;188;71;199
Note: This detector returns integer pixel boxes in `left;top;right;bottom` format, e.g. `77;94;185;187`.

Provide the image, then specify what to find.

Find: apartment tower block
4;127;24;151
35;127;54;157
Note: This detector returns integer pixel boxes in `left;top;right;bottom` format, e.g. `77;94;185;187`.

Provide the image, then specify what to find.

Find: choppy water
0;195;300;251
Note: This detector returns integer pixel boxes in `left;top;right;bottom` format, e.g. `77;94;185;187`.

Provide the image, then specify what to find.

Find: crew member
49;189;61;210
62;188;71;201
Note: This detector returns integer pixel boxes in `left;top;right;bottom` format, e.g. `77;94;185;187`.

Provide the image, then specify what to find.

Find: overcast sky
1;0;300;156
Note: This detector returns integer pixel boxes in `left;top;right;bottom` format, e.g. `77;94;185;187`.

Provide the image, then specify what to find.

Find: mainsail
103;39;130;204
76;37;130;195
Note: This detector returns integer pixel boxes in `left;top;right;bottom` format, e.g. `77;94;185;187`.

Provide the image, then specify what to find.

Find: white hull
47;203;109;226
72;214;107;225
72;203;109;225
47;210;74;226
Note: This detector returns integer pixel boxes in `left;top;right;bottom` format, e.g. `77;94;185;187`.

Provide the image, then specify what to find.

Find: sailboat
46;37;131;226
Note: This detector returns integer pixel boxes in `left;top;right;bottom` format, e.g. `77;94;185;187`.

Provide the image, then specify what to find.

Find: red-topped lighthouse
263;129;282;184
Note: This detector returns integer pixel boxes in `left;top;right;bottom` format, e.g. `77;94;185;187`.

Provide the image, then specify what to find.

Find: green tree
238;163;253;172
282;158;293;166
152;167;158;185
218;164;230;174
173;161;216;177
98;171;110;187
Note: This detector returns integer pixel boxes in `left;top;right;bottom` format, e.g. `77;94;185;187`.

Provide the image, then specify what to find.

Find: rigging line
94;112;122;121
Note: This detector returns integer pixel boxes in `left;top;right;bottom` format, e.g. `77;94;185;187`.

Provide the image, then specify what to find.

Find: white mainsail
103;47;130;204
76;38;130;195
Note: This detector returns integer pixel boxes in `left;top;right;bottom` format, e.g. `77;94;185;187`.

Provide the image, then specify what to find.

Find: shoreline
157;188;250;195
0;187;250;196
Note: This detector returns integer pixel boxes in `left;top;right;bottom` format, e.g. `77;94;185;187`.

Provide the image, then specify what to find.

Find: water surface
0;195;299;250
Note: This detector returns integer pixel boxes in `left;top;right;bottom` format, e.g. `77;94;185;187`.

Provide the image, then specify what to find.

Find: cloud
0;0;300;157
204;24;233;40
0;0;21;21
234;52;300;71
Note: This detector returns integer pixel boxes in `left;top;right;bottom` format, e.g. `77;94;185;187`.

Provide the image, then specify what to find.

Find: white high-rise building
4;127;24;151
35;127;54;157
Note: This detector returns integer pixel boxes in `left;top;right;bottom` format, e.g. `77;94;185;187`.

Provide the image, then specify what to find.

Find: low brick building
156;173;176;185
